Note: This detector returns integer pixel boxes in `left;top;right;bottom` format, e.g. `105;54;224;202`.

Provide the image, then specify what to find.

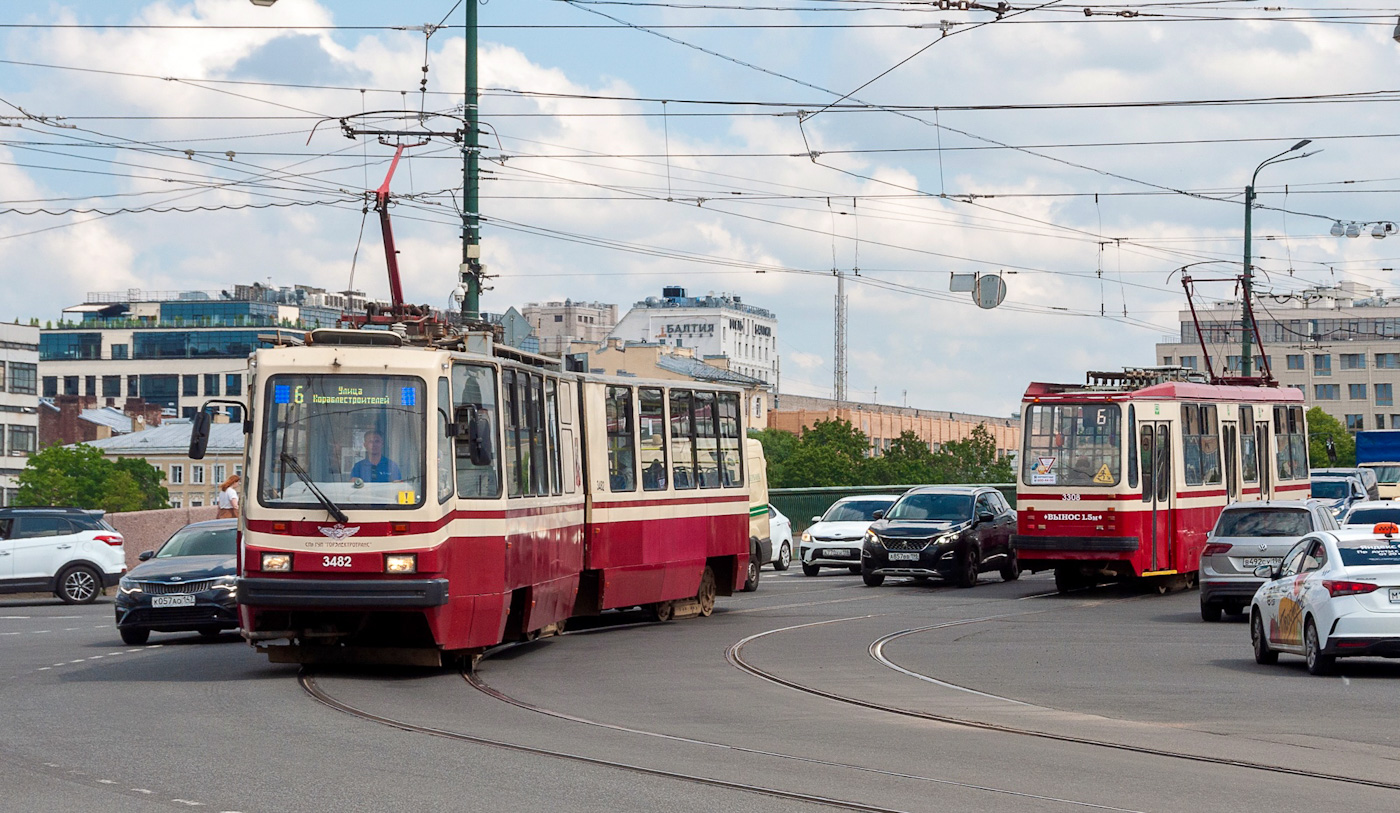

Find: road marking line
0;632;21;636
37;667;50;671
171;799;204;806
0;616;30;619
97;779;115;785
132;788;153;794
31;630;51;634
63;628;80;631
68;660;84;664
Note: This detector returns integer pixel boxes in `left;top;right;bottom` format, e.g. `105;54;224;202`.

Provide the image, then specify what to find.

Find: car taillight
1322;580;1379;598
1202;543;1232;556
94;534;124;546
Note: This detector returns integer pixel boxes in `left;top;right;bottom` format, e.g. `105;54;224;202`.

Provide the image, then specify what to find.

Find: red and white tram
196;329;756;666
1014;368;1310;593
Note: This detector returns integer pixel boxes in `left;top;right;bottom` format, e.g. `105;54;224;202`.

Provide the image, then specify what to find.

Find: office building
0;322;39;505
524;300;617;356
611;287;777;386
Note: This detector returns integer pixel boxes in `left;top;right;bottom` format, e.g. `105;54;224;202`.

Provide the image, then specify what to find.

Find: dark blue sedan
114;519;238;645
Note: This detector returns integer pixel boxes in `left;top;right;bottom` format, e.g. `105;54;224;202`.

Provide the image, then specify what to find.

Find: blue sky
2;1;1399;414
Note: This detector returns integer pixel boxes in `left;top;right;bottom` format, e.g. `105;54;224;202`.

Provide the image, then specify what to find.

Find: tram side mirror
452;407;493;466
872;510;884;521
189;411;213;460
1253;564;1275;579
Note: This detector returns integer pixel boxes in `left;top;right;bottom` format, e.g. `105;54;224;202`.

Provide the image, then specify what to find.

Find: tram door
1256;422;1273;500
1139;422;1173;572
1222;421;1239;502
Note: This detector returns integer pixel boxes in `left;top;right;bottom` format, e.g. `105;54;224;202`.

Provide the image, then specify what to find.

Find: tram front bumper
237;577;450;609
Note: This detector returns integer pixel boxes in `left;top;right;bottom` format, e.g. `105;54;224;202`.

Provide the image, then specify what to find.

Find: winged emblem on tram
319;525;361;540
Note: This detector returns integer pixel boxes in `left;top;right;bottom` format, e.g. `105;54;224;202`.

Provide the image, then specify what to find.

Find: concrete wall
107;506;219;569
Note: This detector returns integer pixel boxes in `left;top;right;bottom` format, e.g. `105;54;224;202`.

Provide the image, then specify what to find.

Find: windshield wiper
279;453;349;524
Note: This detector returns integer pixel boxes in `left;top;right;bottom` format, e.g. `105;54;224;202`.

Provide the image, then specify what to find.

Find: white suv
0;508;126;604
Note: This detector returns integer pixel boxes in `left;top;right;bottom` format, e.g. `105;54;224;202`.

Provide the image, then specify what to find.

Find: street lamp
249;0;278;6
1241;139;1320;377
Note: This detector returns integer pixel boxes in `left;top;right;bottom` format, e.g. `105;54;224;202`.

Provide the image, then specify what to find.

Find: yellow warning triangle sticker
1093;464;1114;484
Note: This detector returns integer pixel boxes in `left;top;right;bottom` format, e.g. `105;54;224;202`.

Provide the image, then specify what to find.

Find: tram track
726;611;1400;793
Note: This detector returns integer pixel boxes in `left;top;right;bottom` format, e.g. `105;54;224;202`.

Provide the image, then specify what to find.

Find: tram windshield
1022;403;1121;487
258;374;426;510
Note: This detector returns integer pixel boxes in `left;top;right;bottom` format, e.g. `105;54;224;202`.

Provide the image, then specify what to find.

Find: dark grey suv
860;486;1018;588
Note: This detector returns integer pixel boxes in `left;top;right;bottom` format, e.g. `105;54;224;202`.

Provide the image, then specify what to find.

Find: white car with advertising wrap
1250;523;1400;675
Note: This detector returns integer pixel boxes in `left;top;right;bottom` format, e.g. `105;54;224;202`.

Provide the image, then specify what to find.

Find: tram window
605;386;636;492
638;387;668;491
503;369;524;497
1022;403;1120;487
258;373;425;510
694;391;720;489
1182;404;1221;487
546;379;562;496
1239;406;1258;483
1139;428;1153;503
1127;405;1138;489
670;390;697;490
1273;405;1309;481
452;363;501;499
437;378;454;504
527;374;548;496
717;392;743;487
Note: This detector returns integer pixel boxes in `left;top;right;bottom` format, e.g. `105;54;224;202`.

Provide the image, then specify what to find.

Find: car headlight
385;554;417;574
863;531;878;546
800;531;811;543
261;552;292;572
213;575;238;592
118;578;141;595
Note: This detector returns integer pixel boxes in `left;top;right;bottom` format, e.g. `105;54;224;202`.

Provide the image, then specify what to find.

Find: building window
1314;354;1331;376
1379;384;1394;406
1225;355;1242;372
553;314;563;322
1180;356;1197;370
127;375;139;397
42;376;57;398
192;465;205;485
1380;415;1388;430
204;374;220;396
189;494;203;508
1378;353;1400;370
7;363;36;396
182;375;198;397
1392;415;1400;430
1341;353;1365;370
102;376;121;398
170;494;183;509
182;407;196;419
225;374;242;396
111;343;128;360
1286;355;1305;370
170;464;184;485
1161;356;1173;366
8;426;36;455
1315;384;1340;400
1350;383;1368;400
227;405;242;424
84;375;96;397
1346;414;1365;431
63;376;79;396
214;464;226;484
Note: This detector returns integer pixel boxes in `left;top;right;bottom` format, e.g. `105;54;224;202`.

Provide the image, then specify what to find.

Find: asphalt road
3;570;1399;813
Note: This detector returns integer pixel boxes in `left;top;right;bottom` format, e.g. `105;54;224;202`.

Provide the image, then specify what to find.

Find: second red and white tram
1014;368;1310;592
199;329;757;666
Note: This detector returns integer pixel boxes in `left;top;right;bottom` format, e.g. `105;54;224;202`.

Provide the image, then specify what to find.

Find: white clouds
1;2;1397;416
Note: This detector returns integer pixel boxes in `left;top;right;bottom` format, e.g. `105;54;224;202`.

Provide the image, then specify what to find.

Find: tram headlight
261;553;292;572
385;554;418;574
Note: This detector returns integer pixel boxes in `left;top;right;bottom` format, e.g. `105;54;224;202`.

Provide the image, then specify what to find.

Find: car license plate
151;595;195;608
1241;557;1280;569
1390;588;1400;604
888;552;920;561
824;549;852;558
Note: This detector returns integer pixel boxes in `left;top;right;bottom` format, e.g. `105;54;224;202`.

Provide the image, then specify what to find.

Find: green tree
1307;407;1355;467
865;430;938;485
749;427;800;486
932;424;1015;483
15;445;169;512
112;456;171;510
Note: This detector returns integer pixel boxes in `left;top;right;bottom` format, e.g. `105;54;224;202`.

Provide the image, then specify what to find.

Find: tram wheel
1054;566;1089;594
696;567;717;617
649;601;675;622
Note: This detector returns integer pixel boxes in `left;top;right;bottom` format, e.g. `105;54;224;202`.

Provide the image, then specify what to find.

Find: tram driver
352;429;403;483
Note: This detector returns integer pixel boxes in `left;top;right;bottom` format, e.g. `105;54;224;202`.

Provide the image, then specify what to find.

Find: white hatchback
1250;524;1400;675
799;495;900;576
0;508;126;604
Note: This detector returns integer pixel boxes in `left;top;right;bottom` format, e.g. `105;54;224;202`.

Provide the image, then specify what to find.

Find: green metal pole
461;0;481;321
1241;183;1255;378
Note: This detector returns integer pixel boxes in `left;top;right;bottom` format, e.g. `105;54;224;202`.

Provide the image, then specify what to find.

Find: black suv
0;507;127;603
860;486;1018;588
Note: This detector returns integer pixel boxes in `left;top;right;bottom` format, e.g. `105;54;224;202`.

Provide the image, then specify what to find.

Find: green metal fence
771;484;1016;536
